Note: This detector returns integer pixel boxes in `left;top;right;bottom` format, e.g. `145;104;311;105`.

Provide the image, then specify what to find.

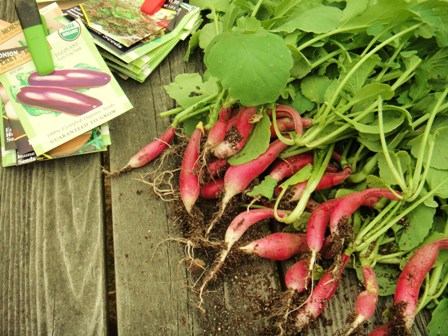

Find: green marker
15;0;54;76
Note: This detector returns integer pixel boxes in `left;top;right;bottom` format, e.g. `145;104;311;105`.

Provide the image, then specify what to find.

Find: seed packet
0;19;132;156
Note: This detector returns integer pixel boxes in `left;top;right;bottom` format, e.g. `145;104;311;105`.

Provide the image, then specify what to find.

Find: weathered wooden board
0;158;108;335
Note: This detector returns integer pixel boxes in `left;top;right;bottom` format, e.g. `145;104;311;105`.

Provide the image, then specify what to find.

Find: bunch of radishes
112;103;448;335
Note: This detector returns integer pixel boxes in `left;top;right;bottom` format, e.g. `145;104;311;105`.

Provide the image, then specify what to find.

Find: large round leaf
204;30;293;106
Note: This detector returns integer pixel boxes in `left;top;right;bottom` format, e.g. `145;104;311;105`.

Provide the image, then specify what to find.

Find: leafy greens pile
158;0;448;334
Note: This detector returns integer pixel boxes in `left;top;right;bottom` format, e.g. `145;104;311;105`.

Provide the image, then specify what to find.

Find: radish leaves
204;29;294;105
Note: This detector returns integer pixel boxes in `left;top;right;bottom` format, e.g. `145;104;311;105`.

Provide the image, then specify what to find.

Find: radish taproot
205;138;289;236
200;159;229;181
268;152;314;183
278;258;312;335
106;126;176;177
267;104;308;136
239;232;307;260
329;188;401;237
179;123;204;214
205;107;231;150
200;179;224;200
344;265;379;335
269;117;313;137
285;258;311;293
306;198;339;273
368;323;392;336
391;238;448;332
212;106;257;159
283;165;352;202
295;253;351;331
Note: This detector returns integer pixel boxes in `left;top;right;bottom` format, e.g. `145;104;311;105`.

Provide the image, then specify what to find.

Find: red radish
284;165;352;202
106;126;176;176
179;123;203;214
268;152;314;182
278;258;312;335
306;198;339;273
275;105;304;135
212;106;257;159
345;265;379;335
270;117;296;137
269;117;313;137
200;179;224;200
239;232;308;260
205;107;231;149
268;105;306;136
368;323;391;336
285;258;311;293
321;235;337;260
197;208;287;311
329;188;400;237
302;117;313;128
296;253;351;331
202;159;229;179
205;138;289;236
392;238;448;331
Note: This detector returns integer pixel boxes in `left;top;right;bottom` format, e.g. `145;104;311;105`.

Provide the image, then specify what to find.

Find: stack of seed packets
0;3;132;167
64;0;202;82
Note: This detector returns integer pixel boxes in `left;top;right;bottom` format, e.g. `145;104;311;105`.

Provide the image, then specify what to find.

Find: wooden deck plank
0;157;108;335
107;45;203;336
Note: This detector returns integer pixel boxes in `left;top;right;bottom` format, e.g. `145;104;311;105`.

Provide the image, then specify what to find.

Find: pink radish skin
239;232;308;260
393;238;448;331
206;138;288;236
368;323;391;336
269;117;313;137
126;126;176;169
268;152;314;183
329;188;400;236
278;258;312;334
306;198;339;271
197;208;287;311
179;124;203;214
267;105;308;136
285;259;311;293
270;117;296;137
345;265;379;335
286;166;352;201
206;159;229;178
296;253;351;330
224;209;287;250
199;158;229;184
274;105;304;135
213;106;257;159
200;179;224;200
205;107;231;149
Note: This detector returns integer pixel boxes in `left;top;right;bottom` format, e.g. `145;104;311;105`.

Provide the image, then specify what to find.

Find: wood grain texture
0;158;107;335
107;44;204;336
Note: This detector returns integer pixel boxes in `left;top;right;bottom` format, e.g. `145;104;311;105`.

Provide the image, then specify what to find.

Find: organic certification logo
59;21;81;41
